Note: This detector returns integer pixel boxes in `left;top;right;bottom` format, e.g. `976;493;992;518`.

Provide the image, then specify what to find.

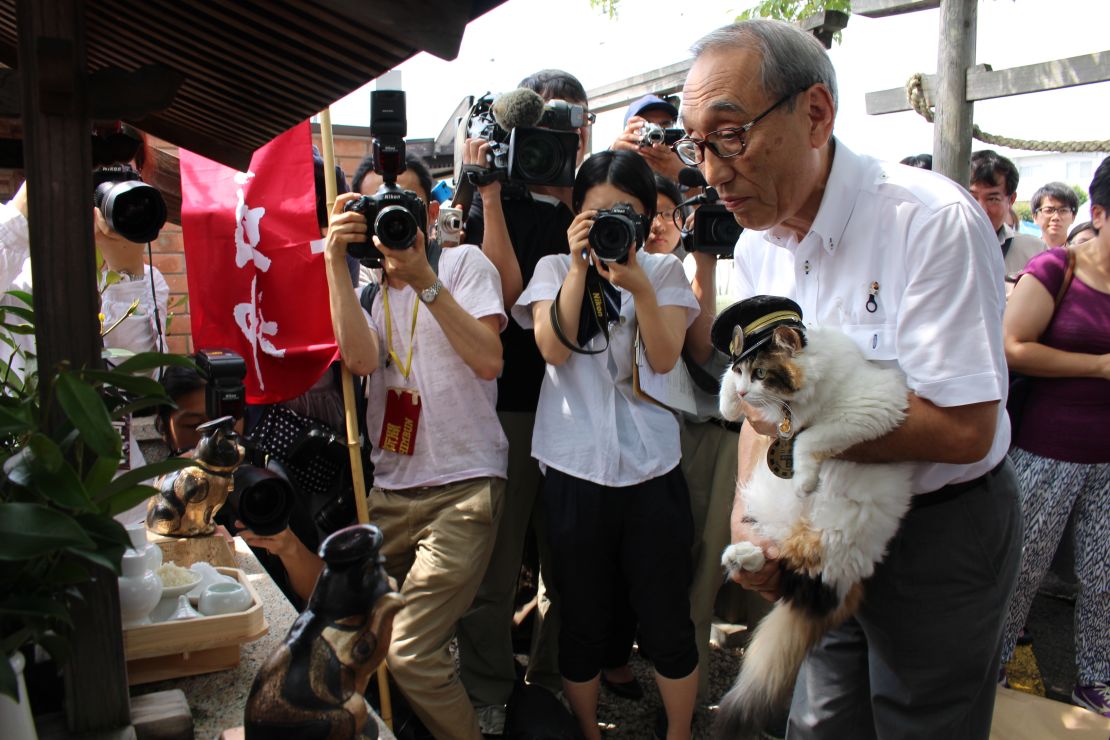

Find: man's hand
236;522;301;559
739;397;781;438
729;507;782;602
611;116;683;180
94;206;146;275
12;180;28;219
463;137;502;200
377;228;436;292
324;192;368;264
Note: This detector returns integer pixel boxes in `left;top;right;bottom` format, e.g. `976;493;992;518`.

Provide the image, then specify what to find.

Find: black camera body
92;165;167;244
460;93;579;188
344;90;426;262
687;204;743;257
588;203;646;264
196;349;247;421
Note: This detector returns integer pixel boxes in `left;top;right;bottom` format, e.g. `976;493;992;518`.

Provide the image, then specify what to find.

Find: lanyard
381;284;420;379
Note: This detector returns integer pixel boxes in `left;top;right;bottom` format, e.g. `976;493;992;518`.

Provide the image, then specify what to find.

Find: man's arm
465;139;523;308
841;395;998;464
729;423;783;601
685;251;717;365
324;193;379;376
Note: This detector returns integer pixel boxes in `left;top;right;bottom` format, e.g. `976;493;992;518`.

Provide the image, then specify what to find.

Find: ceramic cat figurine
146;416;244;536
244;523;404;740
711;296;913;739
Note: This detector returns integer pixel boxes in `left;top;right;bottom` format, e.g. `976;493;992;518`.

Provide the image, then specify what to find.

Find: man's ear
426;200;440;229
805;84;836;148
93;205;111;237
1008;192;1017;207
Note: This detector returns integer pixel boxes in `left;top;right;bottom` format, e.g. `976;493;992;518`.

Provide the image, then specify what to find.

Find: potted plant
0;288;191;724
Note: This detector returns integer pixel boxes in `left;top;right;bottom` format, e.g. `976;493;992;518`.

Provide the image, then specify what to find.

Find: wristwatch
418;279;443;304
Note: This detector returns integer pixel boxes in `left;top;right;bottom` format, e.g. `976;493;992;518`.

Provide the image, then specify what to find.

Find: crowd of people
4;17;1108;740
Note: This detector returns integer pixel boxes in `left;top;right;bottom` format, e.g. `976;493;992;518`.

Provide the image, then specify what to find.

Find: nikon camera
344;90;427;261
92;165;167;244
588;203;646;264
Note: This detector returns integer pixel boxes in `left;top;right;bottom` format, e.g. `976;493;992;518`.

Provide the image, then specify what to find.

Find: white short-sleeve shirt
363;244;509;489
731;141;1010;495
513;251;700;487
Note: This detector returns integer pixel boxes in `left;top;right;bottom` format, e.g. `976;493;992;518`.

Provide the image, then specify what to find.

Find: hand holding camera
376;225;436;292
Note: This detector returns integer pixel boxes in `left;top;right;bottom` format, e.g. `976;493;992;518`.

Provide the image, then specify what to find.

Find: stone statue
244;523;404;740
146;416;244;536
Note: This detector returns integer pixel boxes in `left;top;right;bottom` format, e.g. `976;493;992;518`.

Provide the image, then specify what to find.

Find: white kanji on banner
233;275;286;390
233;171;272;272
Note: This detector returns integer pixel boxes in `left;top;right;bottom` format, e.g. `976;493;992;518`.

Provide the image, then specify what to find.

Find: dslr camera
456;90;581;188
344;90;427;261
637;122;684;149
196;349;247;421
588;203;646;264
93;165;167;244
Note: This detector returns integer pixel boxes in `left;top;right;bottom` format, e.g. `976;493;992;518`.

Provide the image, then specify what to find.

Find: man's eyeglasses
670;90;803;166
1036;206;1073;217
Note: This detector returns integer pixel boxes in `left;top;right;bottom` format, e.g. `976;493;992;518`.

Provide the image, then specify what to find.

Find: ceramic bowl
149;572;202;623
187;562;236;604
198;581;252;616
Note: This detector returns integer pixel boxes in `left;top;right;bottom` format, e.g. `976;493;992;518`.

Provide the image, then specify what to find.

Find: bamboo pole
317;107;394;731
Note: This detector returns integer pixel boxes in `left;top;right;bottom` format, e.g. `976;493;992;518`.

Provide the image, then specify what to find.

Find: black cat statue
146;416;244;536
244;523;404;740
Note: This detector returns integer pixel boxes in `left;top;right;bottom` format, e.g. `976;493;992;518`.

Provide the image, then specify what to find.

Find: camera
637;122;684;148
344;90;427;261
228;461;295;536
435;206;464;248
688;204;743;257
457;91;580;188
92;165;167;244
588;203;646;264
196;349;247;421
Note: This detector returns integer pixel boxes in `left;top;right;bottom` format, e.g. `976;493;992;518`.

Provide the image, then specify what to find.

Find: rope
905;72;1110;153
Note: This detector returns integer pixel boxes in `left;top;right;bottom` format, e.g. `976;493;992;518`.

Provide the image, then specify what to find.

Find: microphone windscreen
491;88;545;131
678;166;707;189
703;187;720;203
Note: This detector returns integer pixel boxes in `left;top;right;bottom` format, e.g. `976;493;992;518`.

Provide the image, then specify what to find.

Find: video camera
454;89;581;190
92;165;167;244
588;203;647;265
344;90;427;262
675;168;742;257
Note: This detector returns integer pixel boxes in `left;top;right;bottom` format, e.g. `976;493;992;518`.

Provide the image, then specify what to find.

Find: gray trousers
787;459;1022;740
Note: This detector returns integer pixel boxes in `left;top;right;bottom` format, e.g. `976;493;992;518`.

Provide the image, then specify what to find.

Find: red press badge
379;387;421;456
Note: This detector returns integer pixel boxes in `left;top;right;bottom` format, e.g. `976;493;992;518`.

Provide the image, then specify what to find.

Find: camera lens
589;215;635;263
375;205;418;249
515;135;562;184
95;180;167;244
230;466;294;536
707;213;742;246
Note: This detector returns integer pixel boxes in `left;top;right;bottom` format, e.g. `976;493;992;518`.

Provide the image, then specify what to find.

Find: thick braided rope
905;73;1110;153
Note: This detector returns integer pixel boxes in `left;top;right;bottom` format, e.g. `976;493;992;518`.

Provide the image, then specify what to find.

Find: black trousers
542;465;699;683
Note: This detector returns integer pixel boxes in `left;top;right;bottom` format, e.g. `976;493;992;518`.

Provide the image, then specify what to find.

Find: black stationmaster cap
711;295;805;362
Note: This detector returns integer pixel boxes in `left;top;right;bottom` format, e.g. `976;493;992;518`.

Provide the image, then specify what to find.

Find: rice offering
157;561;199;587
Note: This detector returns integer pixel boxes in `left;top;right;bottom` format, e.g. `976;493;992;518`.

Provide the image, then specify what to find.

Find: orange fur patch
780;520;824;576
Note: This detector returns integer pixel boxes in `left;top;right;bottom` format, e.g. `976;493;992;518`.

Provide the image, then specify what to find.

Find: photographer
513;150;700;740
325;168;508;740
455;69;592;732
0;167;169;375
611;95;684;182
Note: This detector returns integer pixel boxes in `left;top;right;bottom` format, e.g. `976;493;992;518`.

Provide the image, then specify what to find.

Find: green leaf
110;397;168;420
0;596;74;628
83;455;120;497
103;485;159;518
32;458;91;510
82;369;166;399
0;304;35;323
28;433;63;472
96;457;190;503
3;289;34;308
2;322;36;335
43;559;90;587
112;352;198;376
54;372;121;460
73;511;130;552
0;503;96;559
0;402;31;436
64;546;117;574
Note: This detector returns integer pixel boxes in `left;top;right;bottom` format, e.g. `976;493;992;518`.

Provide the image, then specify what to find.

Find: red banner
180;122;338;404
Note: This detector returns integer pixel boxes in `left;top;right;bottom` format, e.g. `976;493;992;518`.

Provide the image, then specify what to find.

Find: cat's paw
793;455;820;493
721;541;766;575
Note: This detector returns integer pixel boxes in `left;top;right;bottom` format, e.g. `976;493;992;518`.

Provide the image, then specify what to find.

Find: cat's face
719;326;805;422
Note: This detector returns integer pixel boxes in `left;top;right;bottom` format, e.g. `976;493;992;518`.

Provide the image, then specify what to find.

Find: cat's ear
772;326;803;355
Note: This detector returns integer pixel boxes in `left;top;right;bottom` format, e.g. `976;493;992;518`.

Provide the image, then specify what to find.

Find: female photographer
513;150;700;740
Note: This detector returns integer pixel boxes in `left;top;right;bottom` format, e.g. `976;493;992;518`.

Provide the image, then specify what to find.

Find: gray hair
691;19;838;112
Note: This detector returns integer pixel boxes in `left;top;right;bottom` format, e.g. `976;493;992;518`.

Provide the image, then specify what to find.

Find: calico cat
715;321;913;739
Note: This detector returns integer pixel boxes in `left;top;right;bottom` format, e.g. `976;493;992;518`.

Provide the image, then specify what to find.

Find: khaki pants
680;420;738;700
372;477;504;740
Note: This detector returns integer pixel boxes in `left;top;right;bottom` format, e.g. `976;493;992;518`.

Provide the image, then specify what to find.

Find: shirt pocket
840;322;898;362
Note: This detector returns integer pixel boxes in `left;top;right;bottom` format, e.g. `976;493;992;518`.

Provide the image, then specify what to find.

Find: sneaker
476;704;506;736
1071;682;1110;718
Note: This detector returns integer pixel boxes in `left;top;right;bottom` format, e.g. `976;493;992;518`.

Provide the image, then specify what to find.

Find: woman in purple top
999;156;1110;718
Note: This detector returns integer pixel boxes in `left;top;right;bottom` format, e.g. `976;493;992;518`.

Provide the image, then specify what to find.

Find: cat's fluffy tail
713;583;863;739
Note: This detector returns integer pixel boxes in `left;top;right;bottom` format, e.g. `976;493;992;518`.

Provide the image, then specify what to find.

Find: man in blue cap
612;93;684;180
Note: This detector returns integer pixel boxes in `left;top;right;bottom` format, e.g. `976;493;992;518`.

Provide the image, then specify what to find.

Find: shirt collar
997;222;1014;245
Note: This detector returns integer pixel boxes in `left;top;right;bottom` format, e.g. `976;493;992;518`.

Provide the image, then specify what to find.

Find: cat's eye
753;367;767;379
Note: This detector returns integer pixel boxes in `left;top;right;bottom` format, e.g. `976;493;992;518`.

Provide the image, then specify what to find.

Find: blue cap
624;94;679;125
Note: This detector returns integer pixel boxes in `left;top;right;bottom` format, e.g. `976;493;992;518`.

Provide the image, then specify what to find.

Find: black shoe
600;672;644;701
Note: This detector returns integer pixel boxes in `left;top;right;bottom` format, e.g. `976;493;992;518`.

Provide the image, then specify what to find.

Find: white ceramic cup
198;581;252;616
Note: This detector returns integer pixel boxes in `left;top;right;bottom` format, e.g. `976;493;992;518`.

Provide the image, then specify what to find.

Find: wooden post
16;0;133;734
932;0;977;181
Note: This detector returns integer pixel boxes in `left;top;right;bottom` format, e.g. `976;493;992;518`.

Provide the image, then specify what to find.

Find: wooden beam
932;0;976;181
586;59;692;115
852;0;940;18
866;51;1110;114
17;0;132;732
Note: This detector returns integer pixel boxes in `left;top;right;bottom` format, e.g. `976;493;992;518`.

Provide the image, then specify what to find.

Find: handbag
1006;247;1076;432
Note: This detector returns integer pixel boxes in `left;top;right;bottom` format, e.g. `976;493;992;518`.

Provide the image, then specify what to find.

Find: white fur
715;327;914;738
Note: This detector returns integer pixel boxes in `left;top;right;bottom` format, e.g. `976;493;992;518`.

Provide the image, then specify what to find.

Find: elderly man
676;20;1021;739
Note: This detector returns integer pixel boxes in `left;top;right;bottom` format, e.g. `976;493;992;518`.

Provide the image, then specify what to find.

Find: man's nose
701;149;733;188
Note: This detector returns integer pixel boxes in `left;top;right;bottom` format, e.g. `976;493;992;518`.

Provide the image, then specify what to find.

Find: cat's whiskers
748;391;796;425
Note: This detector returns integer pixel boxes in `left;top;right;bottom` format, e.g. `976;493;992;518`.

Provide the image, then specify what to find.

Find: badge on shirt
379;387;421;456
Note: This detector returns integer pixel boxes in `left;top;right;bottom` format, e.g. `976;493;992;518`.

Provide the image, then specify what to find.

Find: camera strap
549;265;620;355
381;285;420;379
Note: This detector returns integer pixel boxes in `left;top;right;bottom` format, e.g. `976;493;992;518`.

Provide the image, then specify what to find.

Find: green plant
1015;201;1033;224
589;0;620;18
738;0;853;43
1072;185;1089;208
0;290;192;700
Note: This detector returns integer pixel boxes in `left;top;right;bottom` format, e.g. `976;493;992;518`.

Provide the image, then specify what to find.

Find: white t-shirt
731;140;1009;495
513;251;700;487
363;244;509;489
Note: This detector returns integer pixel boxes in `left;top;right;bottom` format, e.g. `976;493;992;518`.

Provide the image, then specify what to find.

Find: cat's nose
737;389;747;397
